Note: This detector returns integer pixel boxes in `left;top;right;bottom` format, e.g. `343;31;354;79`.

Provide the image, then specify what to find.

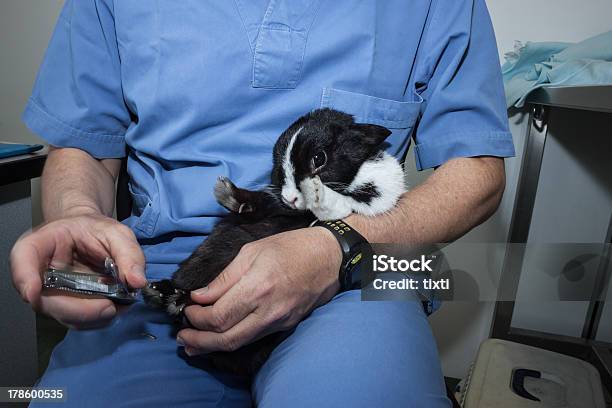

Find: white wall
0;0;64;225
490;0;612;58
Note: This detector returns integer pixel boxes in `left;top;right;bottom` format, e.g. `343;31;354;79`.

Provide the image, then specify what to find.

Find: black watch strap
311;219;370;291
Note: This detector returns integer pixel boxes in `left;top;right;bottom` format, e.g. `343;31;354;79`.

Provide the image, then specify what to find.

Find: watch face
344;255;364;290
314;219;370;291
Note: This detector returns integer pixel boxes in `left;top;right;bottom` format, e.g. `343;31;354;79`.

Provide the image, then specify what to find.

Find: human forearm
41;147;121;221
13;147;146;327
345;156;506;244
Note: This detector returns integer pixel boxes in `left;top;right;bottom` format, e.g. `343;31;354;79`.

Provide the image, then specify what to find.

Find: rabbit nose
282;195;298;207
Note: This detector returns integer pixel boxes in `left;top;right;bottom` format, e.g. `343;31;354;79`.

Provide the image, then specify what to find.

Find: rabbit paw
165;291;190;317
306;177;352;220
214;176;253;213
301;177;321;208
142;279;189;318
312;177;322;205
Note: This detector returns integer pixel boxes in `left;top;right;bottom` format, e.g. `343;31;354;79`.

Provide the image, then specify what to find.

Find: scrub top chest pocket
236;0;323;89
320;88;423;158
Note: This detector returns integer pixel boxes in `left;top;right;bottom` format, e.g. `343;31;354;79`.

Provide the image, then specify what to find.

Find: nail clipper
42;257;138;304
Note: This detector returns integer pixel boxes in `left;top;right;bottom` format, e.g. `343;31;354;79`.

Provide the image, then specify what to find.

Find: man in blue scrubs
11;0;514;406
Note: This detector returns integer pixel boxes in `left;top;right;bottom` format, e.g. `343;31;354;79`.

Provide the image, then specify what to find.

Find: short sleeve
22;0;129;159
411;0;515;170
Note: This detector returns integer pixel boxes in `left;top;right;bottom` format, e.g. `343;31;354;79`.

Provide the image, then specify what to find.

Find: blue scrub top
24;0;514;266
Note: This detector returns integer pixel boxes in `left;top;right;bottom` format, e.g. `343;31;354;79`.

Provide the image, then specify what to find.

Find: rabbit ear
351;123;392;146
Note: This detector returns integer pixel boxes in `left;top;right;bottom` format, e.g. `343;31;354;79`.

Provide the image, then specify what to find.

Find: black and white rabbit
143;108;406;375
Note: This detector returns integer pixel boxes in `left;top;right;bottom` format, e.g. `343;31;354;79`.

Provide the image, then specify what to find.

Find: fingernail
130;265;146;285
100;305;116;320
184;346;196;356
192;286;208;296
176;336;185;346
20;283;31;303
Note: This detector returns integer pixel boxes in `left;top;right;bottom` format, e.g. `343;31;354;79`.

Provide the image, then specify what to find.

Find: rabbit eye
311;151;327;173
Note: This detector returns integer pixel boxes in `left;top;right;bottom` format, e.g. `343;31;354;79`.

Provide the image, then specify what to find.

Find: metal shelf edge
526;85;612;113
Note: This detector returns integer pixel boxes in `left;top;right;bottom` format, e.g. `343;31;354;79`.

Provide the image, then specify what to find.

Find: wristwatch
310;219;371;291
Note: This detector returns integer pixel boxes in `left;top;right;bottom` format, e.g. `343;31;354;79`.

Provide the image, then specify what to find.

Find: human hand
177;227;342;355
10;213;146;329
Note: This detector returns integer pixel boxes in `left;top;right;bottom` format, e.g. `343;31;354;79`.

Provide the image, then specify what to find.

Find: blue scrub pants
31;265;450;408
